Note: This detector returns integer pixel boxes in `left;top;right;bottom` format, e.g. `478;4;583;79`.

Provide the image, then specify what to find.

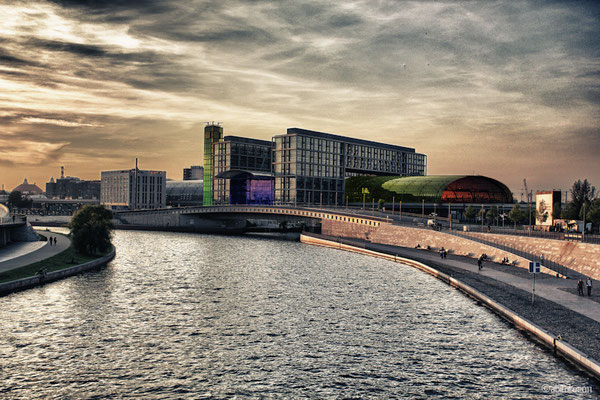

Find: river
0;230;597;398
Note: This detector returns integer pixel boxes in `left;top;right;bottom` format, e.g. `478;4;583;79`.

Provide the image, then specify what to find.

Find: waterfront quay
1;229;598;398
2;205;599;395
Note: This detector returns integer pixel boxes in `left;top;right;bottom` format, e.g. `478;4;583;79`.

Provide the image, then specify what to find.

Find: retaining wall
467;232;600;281
0;247;116;296
322;220;542;273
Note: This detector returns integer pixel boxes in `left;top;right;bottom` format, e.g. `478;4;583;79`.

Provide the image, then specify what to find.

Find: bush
69;205;114;255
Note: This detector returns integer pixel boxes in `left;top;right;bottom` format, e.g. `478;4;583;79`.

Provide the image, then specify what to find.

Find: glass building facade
203;124;223;206
213;136;274;205
272;128;427;206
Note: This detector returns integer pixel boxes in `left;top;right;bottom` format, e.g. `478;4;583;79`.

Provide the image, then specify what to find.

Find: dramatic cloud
0;0;599;194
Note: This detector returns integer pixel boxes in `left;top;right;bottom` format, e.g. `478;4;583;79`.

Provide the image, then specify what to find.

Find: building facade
203;124;223;206
183;165;204;180
213;136;274;205
101;169;166;210
46;177;101;199
166;179;203;206
536;190;561;227
272;128;427;206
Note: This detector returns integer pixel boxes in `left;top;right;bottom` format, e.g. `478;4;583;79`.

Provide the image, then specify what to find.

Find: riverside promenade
303;233;600;378
0;230;70;274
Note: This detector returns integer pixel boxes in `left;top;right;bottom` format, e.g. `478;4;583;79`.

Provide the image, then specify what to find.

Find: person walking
48;236;52;246
577;279;584;296
586;277;593;297
477;256;483;271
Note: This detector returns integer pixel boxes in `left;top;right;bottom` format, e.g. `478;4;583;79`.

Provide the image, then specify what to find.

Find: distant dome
13;178;44;195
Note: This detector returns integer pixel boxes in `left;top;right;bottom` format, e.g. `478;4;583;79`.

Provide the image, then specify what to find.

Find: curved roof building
13;178;44;195
346;175;513;204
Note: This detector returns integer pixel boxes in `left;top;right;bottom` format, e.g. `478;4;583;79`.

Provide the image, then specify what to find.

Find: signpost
529;261;541;305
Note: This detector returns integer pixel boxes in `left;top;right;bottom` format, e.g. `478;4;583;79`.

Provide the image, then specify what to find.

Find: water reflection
0;230;597;399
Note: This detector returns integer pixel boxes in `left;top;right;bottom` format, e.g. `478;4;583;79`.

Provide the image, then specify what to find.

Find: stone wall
466;232;600;281
322;220;543;274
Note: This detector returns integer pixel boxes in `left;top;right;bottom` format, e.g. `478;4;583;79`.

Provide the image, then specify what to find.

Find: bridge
115;205;391;233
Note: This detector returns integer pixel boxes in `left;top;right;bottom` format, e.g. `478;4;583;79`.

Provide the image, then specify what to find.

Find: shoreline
301;233;600;382
0;247;116;297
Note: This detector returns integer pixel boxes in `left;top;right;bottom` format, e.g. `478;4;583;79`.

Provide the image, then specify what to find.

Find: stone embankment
0;247;116;297
465;232;600;281
321;219;599;279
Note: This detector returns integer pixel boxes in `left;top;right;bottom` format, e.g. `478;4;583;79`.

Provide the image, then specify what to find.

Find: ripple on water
0;230;598;399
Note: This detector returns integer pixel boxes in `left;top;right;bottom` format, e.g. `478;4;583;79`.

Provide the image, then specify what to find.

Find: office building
213;136;274;205
183;166;204;181
101;169;166;210
203;124;223;206
46;176;101;199
272;128;427;206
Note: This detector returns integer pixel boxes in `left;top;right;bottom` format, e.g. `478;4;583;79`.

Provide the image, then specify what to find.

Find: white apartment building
101;169;166;210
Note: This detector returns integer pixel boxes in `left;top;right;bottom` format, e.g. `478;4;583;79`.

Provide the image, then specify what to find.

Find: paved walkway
340;238;600;324
0;230;70;273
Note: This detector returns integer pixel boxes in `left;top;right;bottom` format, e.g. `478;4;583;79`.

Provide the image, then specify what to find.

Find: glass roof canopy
346;175;513;203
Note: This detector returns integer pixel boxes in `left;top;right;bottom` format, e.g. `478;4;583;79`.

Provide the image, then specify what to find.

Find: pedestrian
586;277;593;297
477;256;483;271
440;247;445;259
49;236;52;246
53;237;57;245
577;279;584;296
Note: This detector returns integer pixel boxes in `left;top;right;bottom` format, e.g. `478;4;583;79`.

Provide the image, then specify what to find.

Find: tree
7;190;32;209
486;206;499;225
586;199;600;233
464;205;477;222
564;179;596;219
69;205;114;255
536;199;548;224
377;198;385;210
508;203;524;230
552;202;562;220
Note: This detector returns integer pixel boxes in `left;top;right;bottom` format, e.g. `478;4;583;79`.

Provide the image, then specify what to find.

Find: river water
0;230;597;399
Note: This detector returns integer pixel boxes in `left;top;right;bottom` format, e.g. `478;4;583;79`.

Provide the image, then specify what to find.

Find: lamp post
528;190;532;236
583;202;586;242
481;204;484;233
400;200;402;221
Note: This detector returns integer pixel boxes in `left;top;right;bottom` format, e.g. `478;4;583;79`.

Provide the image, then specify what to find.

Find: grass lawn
0;233;112;283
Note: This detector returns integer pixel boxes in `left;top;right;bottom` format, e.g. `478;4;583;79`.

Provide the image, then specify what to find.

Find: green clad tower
203;123;223;206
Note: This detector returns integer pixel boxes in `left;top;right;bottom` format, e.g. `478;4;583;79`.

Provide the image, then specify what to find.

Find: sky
1;0;599;197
